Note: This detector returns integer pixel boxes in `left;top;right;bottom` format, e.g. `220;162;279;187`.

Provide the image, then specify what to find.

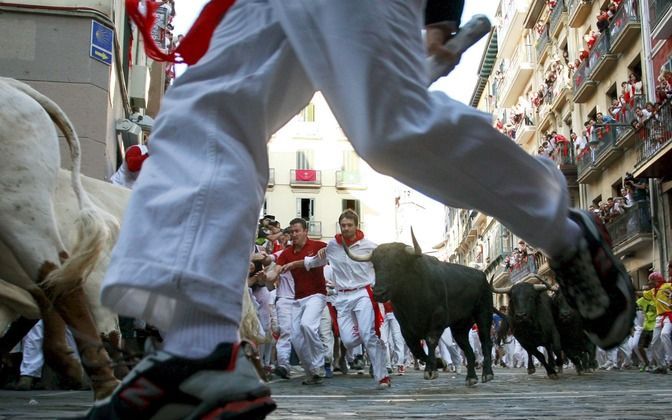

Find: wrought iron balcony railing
635;100;672;165
606;201;652;248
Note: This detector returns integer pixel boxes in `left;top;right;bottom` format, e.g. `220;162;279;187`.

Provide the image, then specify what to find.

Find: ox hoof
548;373;559;380
465;377;478;387
482;374;494;383
93;378;121;400
423;370;439;380
527;368;536;375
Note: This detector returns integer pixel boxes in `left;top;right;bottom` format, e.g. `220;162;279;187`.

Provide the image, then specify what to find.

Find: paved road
1;367;671;419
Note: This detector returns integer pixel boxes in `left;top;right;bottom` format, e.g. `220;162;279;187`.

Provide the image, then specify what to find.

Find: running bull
493;280;563;379
343;229;494;386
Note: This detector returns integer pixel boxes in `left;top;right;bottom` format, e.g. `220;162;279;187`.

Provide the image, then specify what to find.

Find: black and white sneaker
550;209;636;349
70;341;275;419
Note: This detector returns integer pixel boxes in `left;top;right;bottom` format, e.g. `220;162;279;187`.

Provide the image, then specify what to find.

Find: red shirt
277;239;327;299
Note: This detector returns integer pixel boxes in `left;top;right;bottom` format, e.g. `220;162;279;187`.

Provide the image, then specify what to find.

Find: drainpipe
650;179;668;272
640;0;656;100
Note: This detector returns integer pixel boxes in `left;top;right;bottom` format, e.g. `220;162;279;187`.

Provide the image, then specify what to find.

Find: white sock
546;218;583;260
161;302;239;359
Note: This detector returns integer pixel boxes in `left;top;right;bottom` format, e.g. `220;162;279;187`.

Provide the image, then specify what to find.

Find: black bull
343;236;494;386
494;282;563;378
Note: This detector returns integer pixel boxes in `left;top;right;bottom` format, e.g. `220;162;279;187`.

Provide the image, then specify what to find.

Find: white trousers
319;305;334;365
101;0;573;333
651;315;672;366
275;296;293;370
382;313;406;367
20;321;78;378
291;294;326;376
439;327;462;367
335;289;387;381
469;329;484;364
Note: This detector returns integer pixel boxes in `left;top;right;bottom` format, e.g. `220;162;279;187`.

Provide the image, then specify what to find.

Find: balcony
509;254;539;284
567;0;593;28
549;0;568;38
606;201;652;257
576;149;601;183
267;168;275;188
608;0;640;54
499;43;535;107
551;141;577;171
535;29;551;64
572;58;596;103
634;100;672;178
308;221;322;238
514;112;536;146
587;32;617;82
650;0;672;40
591;124;623;168
335;170;366;190
290;169;321;188
498;0;529;58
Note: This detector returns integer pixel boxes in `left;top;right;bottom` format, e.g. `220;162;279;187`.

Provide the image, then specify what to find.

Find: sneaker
550;209;635;349
9;376;35;391
273;365;290;380
377;376;391;389
352;355;365;371
324;364;333;379
396;365;405;376
338;356;349;375
302;374;323;385
74;341;275;419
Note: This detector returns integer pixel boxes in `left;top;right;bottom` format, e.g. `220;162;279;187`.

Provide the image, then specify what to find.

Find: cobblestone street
2;366;672;419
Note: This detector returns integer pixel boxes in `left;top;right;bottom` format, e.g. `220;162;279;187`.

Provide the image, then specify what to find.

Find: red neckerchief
126;0;235;65
335;230;364;247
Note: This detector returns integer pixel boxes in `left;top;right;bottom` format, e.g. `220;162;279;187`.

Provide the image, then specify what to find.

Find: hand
425;21;458;59
317;248;326;259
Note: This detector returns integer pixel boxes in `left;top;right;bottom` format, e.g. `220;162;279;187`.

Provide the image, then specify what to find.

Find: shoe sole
568;209;636;350
190;388;276;420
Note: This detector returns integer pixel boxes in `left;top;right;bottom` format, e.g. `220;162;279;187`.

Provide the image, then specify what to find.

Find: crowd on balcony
586;172;648;225
502;240;535;273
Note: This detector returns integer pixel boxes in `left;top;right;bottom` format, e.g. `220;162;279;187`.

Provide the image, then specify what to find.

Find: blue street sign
90;21;113;66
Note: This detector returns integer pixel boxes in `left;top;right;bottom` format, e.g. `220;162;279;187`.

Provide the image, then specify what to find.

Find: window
342;199;360;216
296;150;314;169
300;103;316;122
342;150;359;172
297;198;315;220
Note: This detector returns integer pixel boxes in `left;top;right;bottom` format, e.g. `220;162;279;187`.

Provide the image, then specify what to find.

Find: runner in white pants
304;210;390;388
93;0;632;417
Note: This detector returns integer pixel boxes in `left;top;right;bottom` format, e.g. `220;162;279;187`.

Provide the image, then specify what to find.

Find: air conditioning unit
129;65;150;109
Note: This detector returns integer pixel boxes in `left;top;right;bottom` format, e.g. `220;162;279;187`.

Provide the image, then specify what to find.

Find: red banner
295;169;317;182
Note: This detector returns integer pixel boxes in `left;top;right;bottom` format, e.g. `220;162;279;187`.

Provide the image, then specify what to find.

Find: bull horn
406;226;422;256
342;241;373;262
533;284;548;291
532;275;558;291
492;285;512;294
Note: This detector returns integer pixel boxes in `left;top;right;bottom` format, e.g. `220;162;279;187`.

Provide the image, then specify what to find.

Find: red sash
327;302;340;338
365;285;384;338
126;0;235;64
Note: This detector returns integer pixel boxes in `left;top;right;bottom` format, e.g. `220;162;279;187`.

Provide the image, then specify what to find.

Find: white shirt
304;237;377;290
272;249;295;299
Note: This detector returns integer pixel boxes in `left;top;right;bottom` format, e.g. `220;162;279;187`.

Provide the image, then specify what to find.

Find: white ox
0;78;120;399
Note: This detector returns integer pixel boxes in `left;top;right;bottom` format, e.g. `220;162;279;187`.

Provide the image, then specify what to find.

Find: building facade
445;0;672;302
0;0;173;179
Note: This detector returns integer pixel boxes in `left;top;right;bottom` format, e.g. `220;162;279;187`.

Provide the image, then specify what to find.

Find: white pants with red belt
291;294;326;376
335;288;387;381
100;0;575;339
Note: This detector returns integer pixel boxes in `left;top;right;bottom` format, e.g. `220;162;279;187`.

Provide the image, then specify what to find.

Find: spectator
110;143;149;189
